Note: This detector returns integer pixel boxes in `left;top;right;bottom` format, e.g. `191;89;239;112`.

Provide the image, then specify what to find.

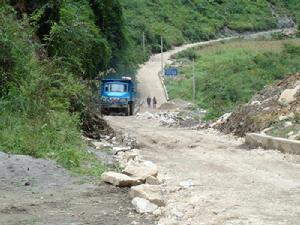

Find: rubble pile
136;111;202;128
99;133;166;215
218;73;300;139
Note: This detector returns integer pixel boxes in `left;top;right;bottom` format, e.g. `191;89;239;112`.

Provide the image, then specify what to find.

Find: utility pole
142;32;146;59
161;35;164;76
192;58;196;102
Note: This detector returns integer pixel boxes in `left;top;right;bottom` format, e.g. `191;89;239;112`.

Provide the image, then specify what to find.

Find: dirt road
0;152;154;225
136;29;283;109
107;116;300;225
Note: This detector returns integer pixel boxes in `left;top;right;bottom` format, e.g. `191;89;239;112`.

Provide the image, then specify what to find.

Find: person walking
147;96;151;108
152;96;157;109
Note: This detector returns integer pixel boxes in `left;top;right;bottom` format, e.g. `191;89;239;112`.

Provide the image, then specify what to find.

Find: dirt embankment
218;73;300;138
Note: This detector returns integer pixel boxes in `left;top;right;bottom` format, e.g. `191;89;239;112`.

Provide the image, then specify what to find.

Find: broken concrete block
130;184;165;206
101;171;141;187
131;197;158;213
123;160;158;181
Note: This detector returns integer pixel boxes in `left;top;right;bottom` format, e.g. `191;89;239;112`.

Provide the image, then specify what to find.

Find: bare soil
0;152;154;225
106;115;300;225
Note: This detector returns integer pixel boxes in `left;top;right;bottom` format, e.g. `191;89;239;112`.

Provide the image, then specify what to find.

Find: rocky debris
281;28;298;38
122;133;138;148
114;149;141;169
99;132;165;215
218;73;300;138
278;85;300;105
136;110;204;128
101;171;141;187
130;184;165;207
131;197;158;214
146;176;161;185
91;140;113;149
112;146;132;155
123;160;158;181
210;112;232;128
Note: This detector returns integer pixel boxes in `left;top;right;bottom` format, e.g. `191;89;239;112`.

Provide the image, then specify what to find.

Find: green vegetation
0;1;124;173
167;39;300;120
121;0;278;54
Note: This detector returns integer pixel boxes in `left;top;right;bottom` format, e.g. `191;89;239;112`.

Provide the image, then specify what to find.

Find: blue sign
164;68;178;76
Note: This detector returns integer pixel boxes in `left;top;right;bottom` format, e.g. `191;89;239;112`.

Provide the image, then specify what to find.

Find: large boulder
101;172;141;187
131;197;158;214
130;184;165;206
123;160;158;181
278;85;300;105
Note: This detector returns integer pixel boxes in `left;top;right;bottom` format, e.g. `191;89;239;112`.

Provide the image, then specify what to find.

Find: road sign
164;68;178;76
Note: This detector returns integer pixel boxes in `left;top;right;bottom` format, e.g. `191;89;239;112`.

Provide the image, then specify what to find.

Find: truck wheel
125;107;129;116
129;103;134;116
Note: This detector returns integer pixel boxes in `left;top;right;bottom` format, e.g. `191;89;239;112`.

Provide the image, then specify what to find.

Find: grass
166;38;300;120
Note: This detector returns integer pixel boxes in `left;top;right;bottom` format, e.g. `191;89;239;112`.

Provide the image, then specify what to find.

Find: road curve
136;29;283;109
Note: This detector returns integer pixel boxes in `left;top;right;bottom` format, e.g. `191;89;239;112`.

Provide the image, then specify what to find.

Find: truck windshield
109;83;127;92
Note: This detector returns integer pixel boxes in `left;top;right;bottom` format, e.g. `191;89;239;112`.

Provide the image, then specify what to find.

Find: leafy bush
0;4;88;169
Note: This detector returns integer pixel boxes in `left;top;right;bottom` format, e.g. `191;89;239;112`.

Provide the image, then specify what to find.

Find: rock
101;172;141;187
284;121;293;128
179;180;194;189
112;146;131;155
279;115;289;121
278;85;300;105
146;176;161;185
123;160;158;180
130;184;165;206
131;197;158;214
153;207;163;216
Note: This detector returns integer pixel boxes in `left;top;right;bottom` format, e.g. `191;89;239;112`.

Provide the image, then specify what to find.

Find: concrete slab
245;133;300;155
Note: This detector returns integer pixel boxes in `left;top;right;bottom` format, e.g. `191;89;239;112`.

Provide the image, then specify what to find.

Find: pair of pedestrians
147;96;157;109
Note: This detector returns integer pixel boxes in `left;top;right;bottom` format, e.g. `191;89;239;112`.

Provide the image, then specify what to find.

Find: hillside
121;0;298;55
0;0;125;171
166;39;300;119
219;72;300;139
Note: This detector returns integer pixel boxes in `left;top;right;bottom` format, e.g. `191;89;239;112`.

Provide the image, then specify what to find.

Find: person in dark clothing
152;96;157;109
147;96;151;108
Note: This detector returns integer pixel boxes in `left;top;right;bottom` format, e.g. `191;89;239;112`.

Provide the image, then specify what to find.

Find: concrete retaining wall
245;133;300;155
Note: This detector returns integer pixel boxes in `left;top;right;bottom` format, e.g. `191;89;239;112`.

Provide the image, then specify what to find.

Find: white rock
284;121;293;127
123;160;158;180
278;85;300;105
132;197;158;214
101;172;141;187
112;146;131;155
130;184;165;206
179;180;194;189
153;207;163;216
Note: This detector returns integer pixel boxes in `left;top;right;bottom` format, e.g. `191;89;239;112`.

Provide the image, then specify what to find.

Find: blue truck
100;77;135;116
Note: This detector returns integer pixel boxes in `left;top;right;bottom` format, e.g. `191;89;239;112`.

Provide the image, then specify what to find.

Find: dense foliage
121;0;278;54
0;0;128;172
167;39;300;119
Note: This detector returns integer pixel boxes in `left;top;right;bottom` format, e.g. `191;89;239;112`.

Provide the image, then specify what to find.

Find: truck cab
100;78;135;116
